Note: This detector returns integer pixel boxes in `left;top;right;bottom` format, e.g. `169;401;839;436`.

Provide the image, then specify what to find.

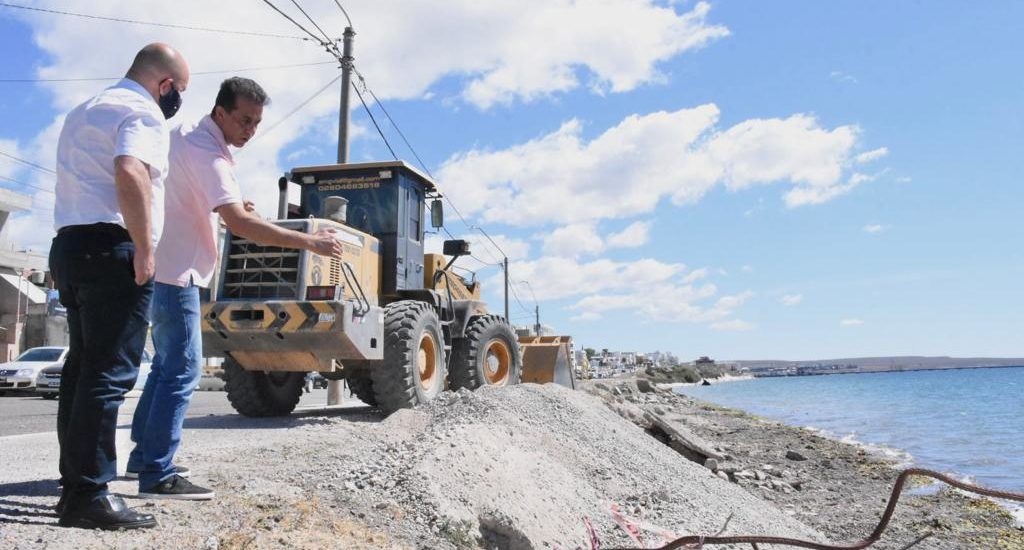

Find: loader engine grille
222;232;303;300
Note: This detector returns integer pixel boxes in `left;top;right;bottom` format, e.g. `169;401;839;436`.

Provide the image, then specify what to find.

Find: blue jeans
49;224;153;507
127;282;202;489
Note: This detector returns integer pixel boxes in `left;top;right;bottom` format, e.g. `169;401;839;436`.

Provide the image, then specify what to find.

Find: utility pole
328;26;355;407
337;26;355;164
503;257;509;321
534;305;541;337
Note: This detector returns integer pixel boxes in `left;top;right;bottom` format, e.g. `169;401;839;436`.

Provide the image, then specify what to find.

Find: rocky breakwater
581;377;1024;549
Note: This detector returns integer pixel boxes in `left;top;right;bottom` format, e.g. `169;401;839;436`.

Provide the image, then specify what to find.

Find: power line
244;73;342;147
0;174;54;194
331;0;353;28
0;151;56;175
352;67;433;179
351;80;398;161
288;0;334;44
469;254;503;268
0;61;338;83
0;2;312;41
508;283;531;315
259;0;331;45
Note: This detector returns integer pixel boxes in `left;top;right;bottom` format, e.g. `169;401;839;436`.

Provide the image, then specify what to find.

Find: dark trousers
48;223;153;506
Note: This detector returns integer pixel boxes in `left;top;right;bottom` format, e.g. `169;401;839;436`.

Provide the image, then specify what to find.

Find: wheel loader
200;160;574;416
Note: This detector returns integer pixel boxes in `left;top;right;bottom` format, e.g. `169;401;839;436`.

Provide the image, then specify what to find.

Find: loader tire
449;315;522;390
371;301;446;415
346;371;378;407
224;358;304;417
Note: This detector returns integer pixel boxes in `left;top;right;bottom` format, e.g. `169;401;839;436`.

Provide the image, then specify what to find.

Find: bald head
125;43;190;101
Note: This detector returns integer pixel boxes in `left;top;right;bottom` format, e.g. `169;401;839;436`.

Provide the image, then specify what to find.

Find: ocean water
675;367;1024;520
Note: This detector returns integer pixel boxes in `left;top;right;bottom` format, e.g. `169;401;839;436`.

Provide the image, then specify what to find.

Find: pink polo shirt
154;115;242;288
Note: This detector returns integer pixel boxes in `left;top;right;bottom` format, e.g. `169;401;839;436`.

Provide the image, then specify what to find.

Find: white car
34;349;153;399
0;346;68;396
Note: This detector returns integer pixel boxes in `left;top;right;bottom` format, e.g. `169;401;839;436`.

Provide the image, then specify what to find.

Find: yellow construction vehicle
201;161;574;416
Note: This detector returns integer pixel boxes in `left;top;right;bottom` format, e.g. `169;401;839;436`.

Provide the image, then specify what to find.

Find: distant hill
733;356;1024;372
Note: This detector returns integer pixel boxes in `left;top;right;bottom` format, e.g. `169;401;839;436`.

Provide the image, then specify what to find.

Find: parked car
0;346;68;396
35;350;153;399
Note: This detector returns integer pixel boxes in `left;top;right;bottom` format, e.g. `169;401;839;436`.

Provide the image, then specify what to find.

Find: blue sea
675;367;1024;521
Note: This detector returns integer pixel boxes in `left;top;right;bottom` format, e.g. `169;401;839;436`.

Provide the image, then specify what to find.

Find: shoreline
653;373;755;389
669;374;1024;528
583;378;1024;548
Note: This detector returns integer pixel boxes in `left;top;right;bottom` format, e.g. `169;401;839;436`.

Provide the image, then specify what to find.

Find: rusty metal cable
604;468;1024;550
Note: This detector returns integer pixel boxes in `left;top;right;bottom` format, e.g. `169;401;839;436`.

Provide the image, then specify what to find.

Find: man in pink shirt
127;77;342;500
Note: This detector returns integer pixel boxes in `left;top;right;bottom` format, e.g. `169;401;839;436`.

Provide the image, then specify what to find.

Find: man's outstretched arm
217;202;343;258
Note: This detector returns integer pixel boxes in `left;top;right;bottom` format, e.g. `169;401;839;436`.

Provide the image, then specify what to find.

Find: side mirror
443;239;470;257
430;199;444;229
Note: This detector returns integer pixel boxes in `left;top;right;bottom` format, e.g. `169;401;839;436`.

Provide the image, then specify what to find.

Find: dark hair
212;77;270;115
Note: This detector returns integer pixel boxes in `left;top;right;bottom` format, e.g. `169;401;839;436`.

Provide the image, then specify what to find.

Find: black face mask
158;86;182;119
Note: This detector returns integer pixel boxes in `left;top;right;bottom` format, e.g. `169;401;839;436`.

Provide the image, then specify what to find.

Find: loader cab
290;161;437;297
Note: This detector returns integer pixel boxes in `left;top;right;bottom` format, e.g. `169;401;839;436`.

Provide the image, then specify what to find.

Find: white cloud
507;256;685;301
741;264;753;273
542;223;604;257
459;1;730;108
862;224;885;234
829;70;858;84
539;219;651;257
681;267;709;284
606;221;652;249
840;318;864;326
895;176;912;184
569;285;752;329
781;294;803;306
710;319;755;331
855;147;888;164
439;106;874;226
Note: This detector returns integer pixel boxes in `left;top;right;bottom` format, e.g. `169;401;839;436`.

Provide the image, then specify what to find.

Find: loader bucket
518;336;576;389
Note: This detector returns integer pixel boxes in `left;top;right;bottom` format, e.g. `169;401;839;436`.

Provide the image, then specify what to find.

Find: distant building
0;188;59;360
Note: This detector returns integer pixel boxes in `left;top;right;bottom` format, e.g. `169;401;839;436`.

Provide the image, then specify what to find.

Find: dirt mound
0;383;823;550
336;383;822;548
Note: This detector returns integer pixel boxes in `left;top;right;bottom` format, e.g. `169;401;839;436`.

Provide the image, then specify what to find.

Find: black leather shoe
54;492;68;516
58;494;157;530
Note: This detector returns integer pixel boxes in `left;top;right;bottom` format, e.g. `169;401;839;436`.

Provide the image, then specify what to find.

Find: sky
0;1;1022;361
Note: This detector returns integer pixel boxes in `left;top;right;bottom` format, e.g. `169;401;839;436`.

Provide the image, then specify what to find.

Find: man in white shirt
127;77;342;500
49;43;189;530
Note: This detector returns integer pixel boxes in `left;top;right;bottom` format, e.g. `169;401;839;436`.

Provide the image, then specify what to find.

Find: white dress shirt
155;115;242;288
54;78;168;245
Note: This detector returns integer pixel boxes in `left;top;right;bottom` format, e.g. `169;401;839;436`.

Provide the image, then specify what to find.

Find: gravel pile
1;383;822;549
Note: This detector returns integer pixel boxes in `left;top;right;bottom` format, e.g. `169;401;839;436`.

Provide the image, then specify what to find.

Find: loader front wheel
224;358;304;417
371;301;446;415
449;315;522;390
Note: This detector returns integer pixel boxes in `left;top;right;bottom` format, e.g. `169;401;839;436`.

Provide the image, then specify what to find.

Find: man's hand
219;203;343;259
114;155;155;286
243;199;256;212
310;228;343;259
134;246;155;286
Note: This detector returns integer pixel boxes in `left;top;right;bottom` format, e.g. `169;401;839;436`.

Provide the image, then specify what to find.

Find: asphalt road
0;388;348;438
